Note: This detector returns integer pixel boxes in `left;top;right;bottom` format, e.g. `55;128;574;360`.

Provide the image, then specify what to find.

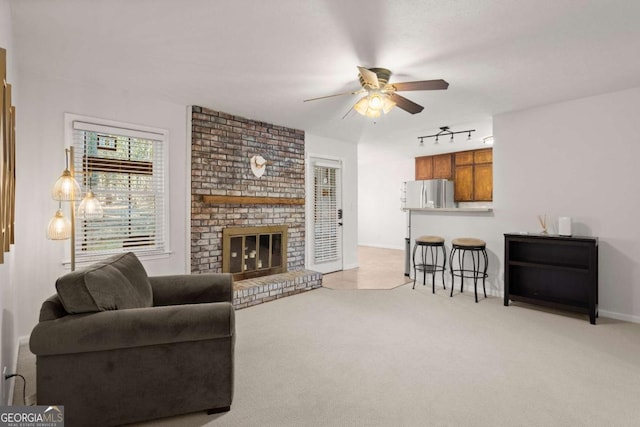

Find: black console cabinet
504;233;598;324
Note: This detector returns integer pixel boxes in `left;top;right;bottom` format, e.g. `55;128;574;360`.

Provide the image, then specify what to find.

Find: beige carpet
16;287;640;426
14;247;640;426
321;246;412;290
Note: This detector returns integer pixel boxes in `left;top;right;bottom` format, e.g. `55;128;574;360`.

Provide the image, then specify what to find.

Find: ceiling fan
304;66;449;118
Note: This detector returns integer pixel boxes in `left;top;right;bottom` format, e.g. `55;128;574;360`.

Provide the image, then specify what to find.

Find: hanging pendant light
47;209;71;240
52;149;81;201
78;190;104;219
52;169;81;201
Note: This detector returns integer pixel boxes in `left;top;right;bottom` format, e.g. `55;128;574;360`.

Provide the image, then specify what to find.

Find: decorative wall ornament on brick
190;106;306;274
250;155;267;178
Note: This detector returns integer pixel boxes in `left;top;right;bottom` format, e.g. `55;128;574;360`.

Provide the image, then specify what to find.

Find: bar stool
449;238;488;302
412;235;447;293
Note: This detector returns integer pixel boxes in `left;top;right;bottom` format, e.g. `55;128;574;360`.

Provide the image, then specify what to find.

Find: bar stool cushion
416;235;445;244
452;237;486;247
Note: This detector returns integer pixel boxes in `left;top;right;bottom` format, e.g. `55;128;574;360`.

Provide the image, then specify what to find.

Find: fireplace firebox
222;225;288;280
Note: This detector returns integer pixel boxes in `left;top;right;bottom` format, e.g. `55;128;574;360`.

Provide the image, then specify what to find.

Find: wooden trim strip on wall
202;195;305;205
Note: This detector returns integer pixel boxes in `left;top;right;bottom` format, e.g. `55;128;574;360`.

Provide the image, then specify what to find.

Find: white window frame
64;113;171;267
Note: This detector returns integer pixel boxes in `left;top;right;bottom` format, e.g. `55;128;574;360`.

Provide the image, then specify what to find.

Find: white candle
559;217;572;236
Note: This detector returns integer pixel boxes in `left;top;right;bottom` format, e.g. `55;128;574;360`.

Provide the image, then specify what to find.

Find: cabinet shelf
508;295;589;314
507;260;590;273
504;233;598;324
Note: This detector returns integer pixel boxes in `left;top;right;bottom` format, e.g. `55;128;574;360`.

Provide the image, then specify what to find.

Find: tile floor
321;246;411;290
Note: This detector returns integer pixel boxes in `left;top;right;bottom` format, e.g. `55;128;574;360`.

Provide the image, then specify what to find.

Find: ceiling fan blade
391;79;449;92
389;93;424;114
303;89;364;102
342;106;355;120
357;66;379;89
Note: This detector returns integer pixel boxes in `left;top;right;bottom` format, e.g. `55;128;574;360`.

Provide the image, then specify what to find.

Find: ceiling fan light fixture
353;96;370;115
308;66;448;118
368;93;384;111
365;108;381;118
354;94;390;118
382;96;396;114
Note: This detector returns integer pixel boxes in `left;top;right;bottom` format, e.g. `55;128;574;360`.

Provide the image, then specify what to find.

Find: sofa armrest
30;301;234;356
150;273;233;306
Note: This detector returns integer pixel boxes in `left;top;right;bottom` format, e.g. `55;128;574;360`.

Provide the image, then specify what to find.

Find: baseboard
8;336;31;405
411;275;503;298
598;310;640;324
358;243;405;251
342;262;358;270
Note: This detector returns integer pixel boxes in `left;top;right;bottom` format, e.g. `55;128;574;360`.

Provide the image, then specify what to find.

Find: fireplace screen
222;225;288;280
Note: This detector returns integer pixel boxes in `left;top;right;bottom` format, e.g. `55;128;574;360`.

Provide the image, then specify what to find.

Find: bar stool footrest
450;269;489;280
415;264;446;274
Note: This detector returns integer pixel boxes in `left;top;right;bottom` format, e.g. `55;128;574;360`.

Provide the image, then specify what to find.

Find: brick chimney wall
190;106;306;273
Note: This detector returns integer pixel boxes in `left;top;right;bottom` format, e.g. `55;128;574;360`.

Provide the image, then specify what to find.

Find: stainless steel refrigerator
403;179;455;209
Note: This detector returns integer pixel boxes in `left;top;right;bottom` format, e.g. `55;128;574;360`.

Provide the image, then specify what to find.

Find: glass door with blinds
309;158;343;273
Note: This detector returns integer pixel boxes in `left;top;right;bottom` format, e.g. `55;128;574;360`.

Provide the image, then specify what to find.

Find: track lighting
418;126;476;145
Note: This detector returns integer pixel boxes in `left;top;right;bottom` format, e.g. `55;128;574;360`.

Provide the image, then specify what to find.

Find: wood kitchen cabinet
415;156;433;180
432;154;453;179
474;148;493;164
474;163;493;201
454;165;473;201
415;154;452;180
454;151;474;166
415;148;492;201
453;148;493;202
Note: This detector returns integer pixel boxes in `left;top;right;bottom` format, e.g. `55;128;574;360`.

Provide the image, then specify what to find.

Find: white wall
14;70;189;338
305;133;358;270
0;0;17;405
359;86;640;323
495;86;640;322
358;144;413;250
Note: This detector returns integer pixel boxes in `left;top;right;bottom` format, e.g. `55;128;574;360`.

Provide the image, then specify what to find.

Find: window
67;115;169;263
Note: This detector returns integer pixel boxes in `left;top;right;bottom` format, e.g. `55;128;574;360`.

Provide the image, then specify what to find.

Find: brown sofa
29;252;235;427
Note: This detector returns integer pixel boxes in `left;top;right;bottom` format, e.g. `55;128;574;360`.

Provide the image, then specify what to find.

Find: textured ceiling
10;0;640;154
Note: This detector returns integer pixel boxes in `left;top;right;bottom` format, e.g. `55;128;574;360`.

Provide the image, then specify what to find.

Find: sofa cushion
56;252;153;314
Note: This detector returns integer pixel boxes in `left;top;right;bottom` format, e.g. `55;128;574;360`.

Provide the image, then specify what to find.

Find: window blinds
71;121;166;262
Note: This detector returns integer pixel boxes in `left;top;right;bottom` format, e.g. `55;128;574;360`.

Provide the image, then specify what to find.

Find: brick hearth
233;270;322;309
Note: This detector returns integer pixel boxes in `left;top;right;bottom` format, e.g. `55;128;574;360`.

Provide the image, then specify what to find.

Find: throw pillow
56;252;153;313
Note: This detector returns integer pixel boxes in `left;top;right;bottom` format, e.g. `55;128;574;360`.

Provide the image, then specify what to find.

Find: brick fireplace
190;106;306;275
222;225;288;281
